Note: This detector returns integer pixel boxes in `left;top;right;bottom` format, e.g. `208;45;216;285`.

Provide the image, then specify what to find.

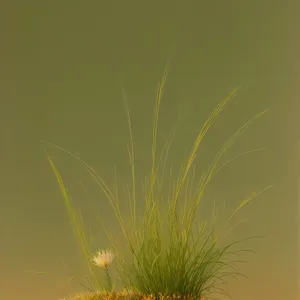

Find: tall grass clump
45;63;271;300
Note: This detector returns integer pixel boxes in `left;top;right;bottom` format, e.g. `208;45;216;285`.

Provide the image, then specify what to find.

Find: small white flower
92;249;114;268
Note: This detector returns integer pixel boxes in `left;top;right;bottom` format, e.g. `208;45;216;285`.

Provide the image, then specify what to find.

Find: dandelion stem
104;266;112;292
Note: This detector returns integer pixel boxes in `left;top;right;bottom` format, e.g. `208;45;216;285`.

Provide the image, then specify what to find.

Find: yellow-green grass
44;62;271;300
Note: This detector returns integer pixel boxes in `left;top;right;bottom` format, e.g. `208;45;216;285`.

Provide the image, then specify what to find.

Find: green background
0;1;298;299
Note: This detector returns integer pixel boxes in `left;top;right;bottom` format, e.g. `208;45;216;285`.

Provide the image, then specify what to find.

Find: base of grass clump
59;290;203;300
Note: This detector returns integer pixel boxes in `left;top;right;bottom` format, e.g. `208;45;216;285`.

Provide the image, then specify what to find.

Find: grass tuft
44;62;271;300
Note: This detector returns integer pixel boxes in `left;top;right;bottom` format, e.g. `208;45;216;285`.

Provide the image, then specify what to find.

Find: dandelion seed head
92;249;114;268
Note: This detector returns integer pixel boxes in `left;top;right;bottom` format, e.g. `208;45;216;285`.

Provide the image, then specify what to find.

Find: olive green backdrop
0;1;298;300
